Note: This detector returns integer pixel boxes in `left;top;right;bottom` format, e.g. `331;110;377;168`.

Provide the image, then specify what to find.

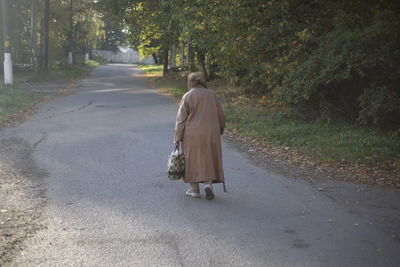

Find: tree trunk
181;25;185;68
68;0;74;64
196;49;208;81
163;43;169;76
152;53;159;65
170;37;176;68
40;0;49;71
85;13;89;63
2;0;11;54
186;35;190;70
31;0;39;72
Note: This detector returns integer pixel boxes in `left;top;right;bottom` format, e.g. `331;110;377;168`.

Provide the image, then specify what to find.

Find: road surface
1;64;399;266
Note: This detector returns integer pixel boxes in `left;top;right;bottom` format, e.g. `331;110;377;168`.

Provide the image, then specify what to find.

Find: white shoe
204;184;214;200
186;189;201;198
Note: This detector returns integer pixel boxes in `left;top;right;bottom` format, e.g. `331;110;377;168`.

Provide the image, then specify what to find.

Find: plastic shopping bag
168;146;185;180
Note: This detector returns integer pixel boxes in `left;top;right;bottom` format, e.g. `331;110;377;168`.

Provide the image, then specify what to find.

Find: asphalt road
2;64;399;266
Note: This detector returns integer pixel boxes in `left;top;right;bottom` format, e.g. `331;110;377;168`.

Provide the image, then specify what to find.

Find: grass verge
18;57;106;83
0;56;107;126
139;65;400;189
0;85;40;122
225;102;400;165
137;64;163;75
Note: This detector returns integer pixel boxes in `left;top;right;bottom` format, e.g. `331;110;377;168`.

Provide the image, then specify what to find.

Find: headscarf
187;72;207;90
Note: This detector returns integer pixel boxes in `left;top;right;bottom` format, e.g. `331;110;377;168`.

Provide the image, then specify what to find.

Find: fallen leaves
225;129;400;191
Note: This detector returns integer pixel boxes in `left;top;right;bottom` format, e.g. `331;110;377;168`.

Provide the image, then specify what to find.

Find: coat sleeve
174;95;189;143
216;97;226;135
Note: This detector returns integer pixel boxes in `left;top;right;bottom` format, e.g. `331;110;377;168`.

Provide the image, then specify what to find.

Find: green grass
154;77;187;99
226;103;400;164
27;60;102;83
137;66;188;99
0;85;39;121
137;64;163;75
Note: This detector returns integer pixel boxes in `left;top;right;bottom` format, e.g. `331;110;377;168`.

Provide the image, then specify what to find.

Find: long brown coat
174;87;225;184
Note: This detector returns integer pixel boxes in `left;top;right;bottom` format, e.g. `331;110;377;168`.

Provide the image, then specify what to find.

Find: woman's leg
185;182;201;198
190;182;199;191
204;181;214;200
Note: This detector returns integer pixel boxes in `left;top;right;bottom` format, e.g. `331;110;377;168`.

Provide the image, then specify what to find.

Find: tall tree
68;0;73;64
31;0;39;72
40;0;49;70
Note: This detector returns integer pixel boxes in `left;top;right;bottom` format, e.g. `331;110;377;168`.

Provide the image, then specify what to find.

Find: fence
93;49;154;65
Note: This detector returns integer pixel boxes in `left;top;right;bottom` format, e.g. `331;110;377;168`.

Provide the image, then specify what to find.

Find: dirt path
0;81;76;266
0;138;47;266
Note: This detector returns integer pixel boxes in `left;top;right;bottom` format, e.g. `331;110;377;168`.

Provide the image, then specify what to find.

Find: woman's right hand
174;141;179;148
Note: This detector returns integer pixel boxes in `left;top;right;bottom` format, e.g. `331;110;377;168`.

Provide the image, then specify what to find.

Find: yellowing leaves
297;29;309;41
195;23;206;31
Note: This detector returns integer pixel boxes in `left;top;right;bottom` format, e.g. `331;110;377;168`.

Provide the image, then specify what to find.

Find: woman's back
183;87;221;132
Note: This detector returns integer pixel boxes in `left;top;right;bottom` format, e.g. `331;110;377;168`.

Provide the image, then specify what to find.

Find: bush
358;87;400;127
201;1;400;129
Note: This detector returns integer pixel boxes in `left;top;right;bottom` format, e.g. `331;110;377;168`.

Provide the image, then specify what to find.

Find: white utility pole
68;0;73;65
85;12;89;63
2;0;13;85
68;52;73;64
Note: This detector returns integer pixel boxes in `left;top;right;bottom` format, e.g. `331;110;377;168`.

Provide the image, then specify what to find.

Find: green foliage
358;87;400;126
103;0;400;129
0;0;105;66
96;20;126;51
275;2;400;127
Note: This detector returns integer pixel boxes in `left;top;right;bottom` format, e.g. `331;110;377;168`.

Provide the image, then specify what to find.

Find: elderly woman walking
174;72;226;200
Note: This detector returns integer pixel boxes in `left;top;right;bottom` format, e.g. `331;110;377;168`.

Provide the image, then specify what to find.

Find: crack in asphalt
33;135;48;148
77;101;94;111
